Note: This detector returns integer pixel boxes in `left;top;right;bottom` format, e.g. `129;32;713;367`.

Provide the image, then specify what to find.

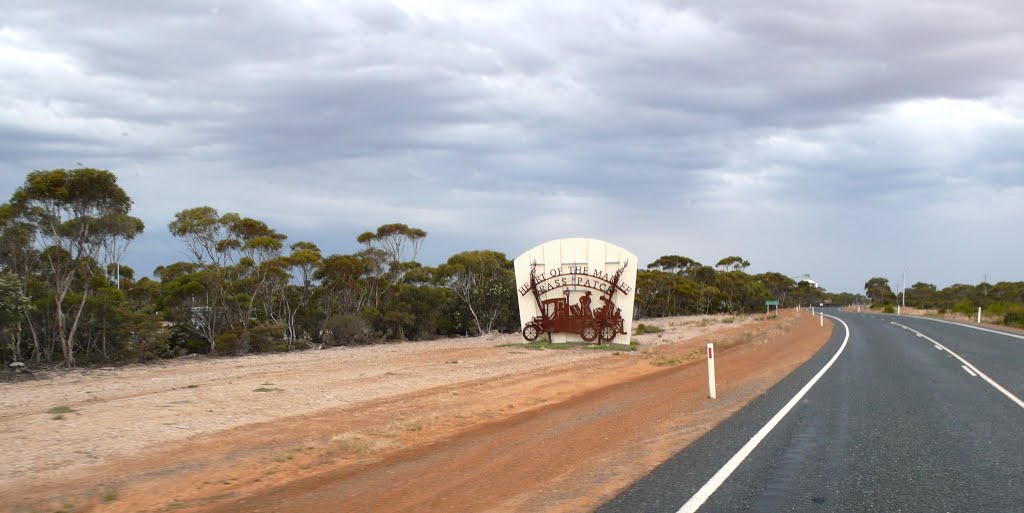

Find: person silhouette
580;291;593;318
597;295;613;319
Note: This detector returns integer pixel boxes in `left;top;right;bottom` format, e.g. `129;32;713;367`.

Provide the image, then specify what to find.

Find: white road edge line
902;316;1024;341
675;315;850;513
892;322;1024;410
961;365;978;377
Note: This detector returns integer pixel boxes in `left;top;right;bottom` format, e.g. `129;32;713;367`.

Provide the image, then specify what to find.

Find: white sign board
513;238;638;345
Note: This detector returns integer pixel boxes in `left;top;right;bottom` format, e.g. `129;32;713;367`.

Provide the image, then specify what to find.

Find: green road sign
765;300;779;306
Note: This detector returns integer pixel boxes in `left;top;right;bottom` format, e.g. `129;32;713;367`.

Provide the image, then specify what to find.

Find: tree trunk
16;323;24;361
462;294;484;335
486;309;500;333
54;294;74;367
63;289;89;367
23;305;40;363
101;315;108;359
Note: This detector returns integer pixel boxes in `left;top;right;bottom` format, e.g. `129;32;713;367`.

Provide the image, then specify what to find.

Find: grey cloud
2;1;1023;292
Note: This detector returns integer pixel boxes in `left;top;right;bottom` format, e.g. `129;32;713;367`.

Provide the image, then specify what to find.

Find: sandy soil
0;310;831;513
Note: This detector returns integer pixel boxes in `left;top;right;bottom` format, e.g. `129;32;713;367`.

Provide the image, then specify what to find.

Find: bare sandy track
0;311;829;513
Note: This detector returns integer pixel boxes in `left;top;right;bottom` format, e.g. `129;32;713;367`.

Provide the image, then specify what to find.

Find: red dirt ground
2;311;831;513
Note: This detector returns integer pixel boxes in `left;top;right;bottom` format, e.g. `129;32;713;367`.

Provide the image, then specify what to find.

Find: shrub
1005;311;1024;328
883;305;896;314
215;324;287;355
325;314;370;346
951;300;975;316
984;302;1024;317
247;324;287;353
215;331;244;355
114;330;171;362
634;323;665;335
167;326;207;355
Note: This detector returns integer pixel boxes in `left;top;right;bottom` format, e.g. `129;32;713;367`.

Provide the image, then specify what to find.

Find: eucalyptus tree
0;203;42;361
266;242;322;345
864;277;894;305
647;255;700;275
692;265;720;314
316;253;371;322
715;256;751;272
167;207;231;350
168;207;288;352
438;250;516;335
0;272;31;362
755;272;796;307
9;169;142;367
640;256;709;316
97;213;145;289
356;223;427;307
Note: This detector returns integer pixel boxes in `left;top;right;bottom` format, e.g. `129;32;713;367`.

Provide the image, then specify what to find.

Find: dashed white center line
961;365;977;377
904;316;1024;341
892;322;1024;409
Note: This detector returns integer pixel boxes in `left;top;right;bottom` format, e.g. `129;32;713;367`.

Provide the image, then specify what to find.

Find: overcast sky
2;1;1022;293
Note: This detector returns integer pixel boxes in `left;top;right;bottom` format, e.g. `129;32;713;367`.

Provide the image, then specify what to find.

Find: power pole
983;273;988;297
902;271;906;307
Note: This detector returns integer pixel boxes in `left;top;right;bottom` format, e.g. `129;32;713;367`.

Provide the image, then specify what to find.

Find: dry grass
330;432;402;454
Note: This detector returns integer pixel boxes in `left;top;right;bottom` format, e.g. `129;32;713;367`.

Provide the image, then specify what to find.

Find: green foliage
514;340;570;350
636;255;772;317
166;325;207;356
715;256;750;272
512;340;636;351
883;305;896;314
1005;311;1024;328
865;278;1024;329
214;331;242;355
0;272;30;325
978;302;1024;317
951;300;975;316
324;314;370;346
584;342;637;352
215;324;287;355
7;165;1022;368
437;250;516;335
5;168;140;367
633;323;664;335
647;255;698;274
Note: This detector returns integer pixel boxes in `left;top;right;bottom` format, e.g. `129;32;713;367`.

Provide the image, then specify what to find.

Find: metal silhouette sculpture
521;262;628;344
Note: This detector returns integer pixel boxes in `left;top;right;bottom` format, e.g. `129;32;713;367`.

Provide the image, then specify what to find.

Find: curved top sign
513;238;638;345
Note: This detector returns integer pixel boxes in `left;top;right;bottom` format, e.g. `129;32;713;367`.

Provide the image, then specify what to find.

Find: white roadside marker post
977;307;982;324
897;305;901;315
707;343;716;399
820;312;824;327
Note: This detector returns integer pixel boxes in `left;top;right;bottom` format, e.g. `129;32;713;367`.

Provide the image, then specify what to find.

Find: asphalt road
598;309;1024;513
